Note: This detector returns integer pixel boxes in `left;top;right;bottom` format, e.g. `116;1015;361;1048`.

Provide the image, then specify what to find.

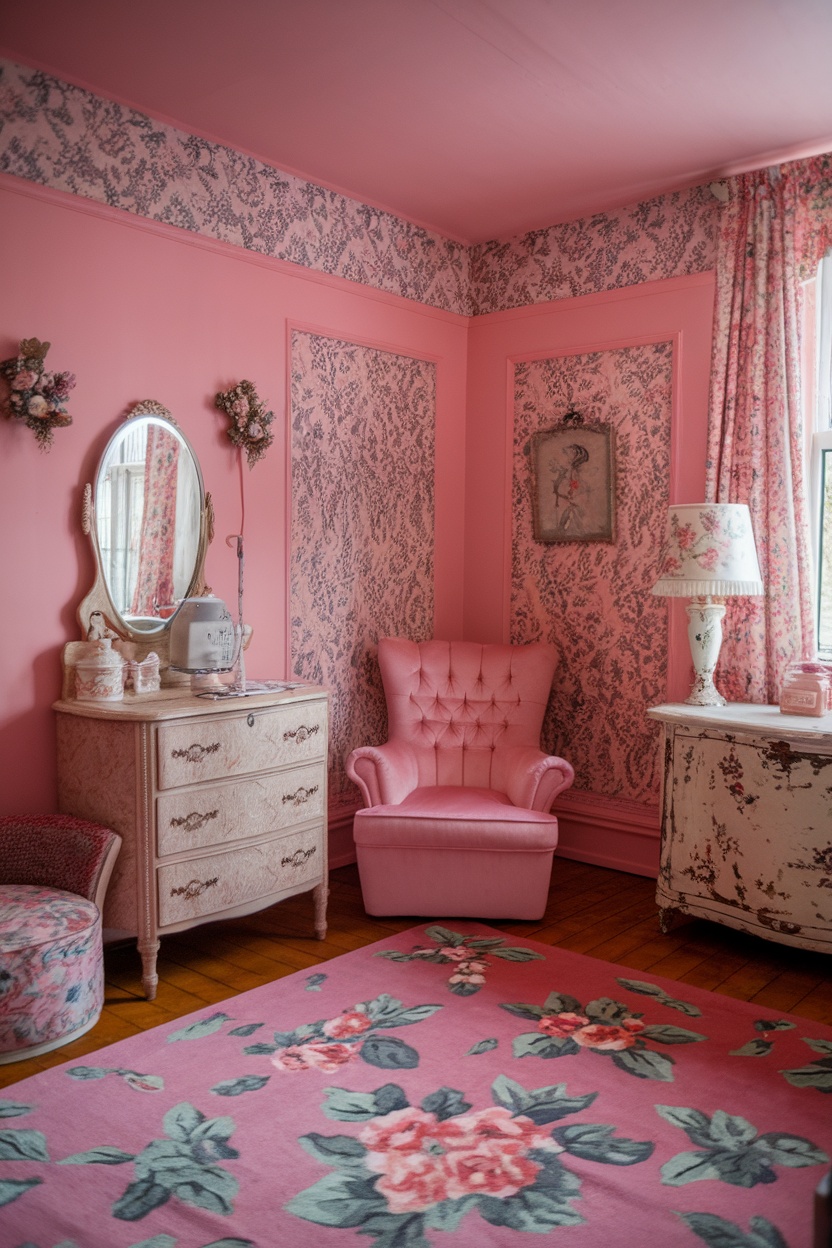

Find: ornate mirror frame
62;400;213;695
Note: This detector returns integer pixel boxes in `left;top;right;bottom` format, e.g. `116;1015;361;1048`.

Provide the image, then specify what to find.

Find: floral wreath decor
215;379;275;468
0;337;75;449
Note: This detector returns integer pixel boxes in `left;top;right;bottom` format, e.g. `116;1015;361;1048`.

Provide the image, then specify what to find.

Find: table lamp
651;503;763;706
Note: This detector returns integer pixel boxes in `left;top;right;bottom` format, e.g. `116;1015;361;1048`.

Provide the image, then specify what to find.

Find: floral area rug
2;923;831;1248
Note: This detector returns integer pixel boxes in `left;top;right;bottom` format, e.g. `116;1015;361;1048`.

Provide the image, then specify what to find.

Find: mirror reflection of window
97;418;201;623
99;422;147;615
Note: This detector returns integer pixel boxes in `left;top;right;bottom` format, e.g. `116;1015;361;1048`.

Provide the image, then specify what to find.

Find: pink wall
464;273;716;874
0;176;468;821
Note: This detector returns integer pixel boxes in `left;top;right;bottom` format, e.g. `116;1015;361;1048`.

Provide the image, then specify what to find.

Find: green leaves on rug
375;925;544;995
287;1075;653;1242
501;989;706;1081
57;1101;240;1222
656;1105;828;1187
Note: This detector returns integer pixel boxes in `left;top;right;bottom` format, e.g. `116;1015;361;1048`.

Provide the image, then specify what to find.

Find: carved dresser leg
313;881;329;941
139;938;161;1000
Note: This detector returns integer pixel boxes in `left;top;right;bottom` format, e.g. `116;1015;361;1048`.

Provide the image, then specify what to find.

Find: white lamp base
684;599;727;706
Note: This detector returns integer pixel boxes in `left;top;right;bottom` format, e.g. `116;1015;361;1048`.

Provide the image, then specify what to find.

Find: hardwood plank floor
3;858;831;1089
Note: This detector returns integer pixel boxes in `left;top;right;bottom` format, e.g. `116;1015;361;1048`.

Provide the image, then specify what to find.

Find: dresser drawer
156;700;327;789
156;763;325;855
157;826;323;926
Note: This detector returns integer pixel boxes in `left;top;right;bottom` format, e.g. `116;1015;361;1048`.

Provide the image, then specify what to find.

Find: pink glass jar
779;662;831;717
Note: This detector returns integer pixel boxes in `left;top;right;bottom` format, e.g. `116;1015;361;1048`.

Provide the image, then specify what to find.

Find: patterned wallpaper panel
290;332;436;810
0;59;471;316
511;343;674;805
470;186;717;314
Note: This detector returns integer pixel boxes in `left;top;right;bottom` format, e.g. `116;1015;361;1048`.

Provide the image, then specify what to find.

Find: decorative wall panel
511;343;673;804
471;187;717;314
291;332;436;810
0;59;470;315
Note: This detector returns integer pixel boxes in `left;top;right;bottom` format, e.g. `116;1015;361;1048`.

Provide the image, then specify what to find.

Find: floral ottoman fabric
0;884;103;1058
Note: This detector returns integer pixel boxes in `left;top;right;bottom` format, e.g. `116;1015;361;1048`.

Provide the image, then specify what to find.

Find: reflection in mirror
94;405;204;636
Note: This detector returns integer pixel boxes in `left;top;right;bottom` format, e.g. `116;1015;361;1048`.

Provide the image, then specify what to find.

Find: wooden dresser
55;685;329;998
648;702;832;953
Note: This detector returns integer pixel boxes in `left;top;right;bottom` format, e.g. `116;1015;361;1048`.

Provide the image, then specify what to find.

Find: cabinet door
663;728;832;941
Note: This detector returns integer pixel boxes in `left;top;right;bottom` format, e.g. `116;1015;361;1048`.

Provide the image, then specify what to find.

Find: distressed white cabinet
647;703;832;952
55;686;329;998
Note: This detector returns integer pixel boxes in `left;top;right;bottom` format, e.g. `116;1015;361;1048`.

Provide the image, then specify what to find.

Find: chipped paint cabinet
55;686;329;999
647;704;832;953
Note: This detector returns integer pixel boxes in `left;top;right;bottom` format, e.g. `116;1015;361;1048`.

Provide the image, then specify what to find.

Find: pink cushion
0;884;104;1059
379;638;557;789
353;786;559;850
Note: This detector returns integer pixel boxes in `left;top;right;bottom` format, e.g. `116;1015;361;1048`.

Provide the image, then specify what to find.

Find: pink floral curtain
706;156;832;701
130;423;180;616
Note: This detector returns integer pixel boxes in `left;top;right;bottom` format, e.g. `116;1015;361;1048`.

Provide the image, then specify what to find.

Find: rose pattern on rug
502;987;706;1081
286;1075;654;1240
375;924;544;996
1;922;831;1247
237;992;440;1077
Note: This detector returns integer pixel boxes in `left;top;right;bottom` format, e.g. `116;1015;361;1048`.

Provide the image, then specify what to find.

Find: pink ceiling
2;0;832;244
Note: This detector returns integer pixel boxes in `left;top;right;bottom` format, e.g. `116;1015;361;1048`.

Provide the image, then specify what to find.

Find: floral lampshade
651;503;763;599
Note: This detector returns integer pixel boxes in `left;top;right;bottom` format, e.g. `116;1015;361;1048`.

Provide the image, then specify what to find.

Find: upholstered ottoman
0;814;121;1064
0;884;105;1061
353;786;560;919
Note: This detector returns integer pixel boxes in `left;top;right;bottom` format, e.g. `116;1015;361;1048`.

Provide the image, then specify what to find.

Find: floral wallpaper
0;58;723;321
0;59;471;316
290;332;436;810
511;343;674;804
470;186;717;314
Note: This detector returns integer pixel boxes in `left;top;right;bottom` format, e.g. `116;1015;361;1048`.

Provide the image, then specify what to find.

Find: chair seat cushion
353;786;559;851
0;884;104;1060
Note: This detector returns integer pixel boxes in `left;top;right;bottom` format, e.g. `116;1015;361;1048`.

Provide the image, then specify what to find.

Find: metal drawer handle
282;784;319;806
170;809;219;833
281;846;317;868
284;723;319;744
170;876;219;900
171;742;221;764
247;713;255;727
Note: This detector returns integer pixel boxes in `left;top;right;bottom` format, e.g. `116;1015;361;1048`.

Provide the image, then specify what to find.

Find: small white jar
75;639;125;702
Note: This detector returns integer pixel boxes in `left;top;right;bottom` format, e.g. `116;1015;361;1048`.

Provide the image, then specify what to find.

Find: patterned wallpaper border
0;59;471;316
0;57;720;317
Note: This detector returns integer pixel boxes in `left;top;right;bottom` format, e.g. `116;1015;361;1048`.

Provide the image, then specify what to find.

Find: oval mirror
85;401;209;641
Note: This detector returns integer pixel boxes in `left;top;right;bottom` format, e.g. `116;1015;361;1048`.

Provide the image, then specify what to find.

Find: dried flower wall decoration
0;337;76;450
215;379;275;468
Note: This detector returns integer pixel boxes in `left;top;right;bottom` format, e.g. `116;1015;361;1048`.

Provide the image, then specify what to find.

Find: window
814;257;832;659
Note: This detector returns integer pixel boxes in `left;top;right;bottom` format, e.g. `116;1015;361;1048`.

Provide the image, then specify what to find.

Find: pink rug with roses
2;923;831;1248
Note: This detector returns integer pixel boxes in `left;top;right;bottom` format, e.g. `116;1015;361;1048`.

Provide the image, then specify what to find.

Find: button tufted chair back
379;637;556;789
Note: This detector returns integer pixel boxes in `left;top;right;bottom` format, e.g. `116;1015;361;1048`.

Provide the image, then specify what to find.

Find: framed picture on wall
531;414;616;542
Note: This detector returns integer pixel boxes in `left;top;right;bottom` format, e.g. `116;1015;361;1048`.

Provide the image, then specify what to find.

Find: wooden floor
3;857;832;1089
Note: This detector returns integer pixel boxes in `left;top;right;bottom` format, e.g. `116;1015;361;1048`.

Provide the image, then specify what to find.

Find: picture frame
530;414;616;543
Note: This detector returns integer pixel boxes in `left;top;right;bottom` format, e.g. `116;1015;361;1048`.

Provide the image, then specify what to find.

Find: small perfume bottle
779;662;831;717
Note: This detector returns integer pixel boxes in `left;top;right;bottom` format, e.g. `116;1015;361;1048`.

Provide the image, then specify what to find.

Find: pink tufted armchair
346;638;574;919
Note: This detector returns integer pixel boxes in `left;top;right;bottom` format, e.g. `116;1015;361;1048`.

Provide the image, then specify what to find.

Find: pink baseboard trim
552;791;660;879
328;808;358;870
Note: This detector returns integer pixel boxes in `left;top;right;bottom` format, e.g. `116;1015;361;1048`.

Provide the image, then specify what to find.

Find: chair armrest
494;746;575;812
346;740;419;807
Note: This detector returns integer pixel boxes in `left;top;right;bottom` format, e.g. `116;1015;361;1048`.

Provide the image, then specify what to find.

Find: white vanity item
648;703;832;952
74;639;125;702
55;685;329;999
